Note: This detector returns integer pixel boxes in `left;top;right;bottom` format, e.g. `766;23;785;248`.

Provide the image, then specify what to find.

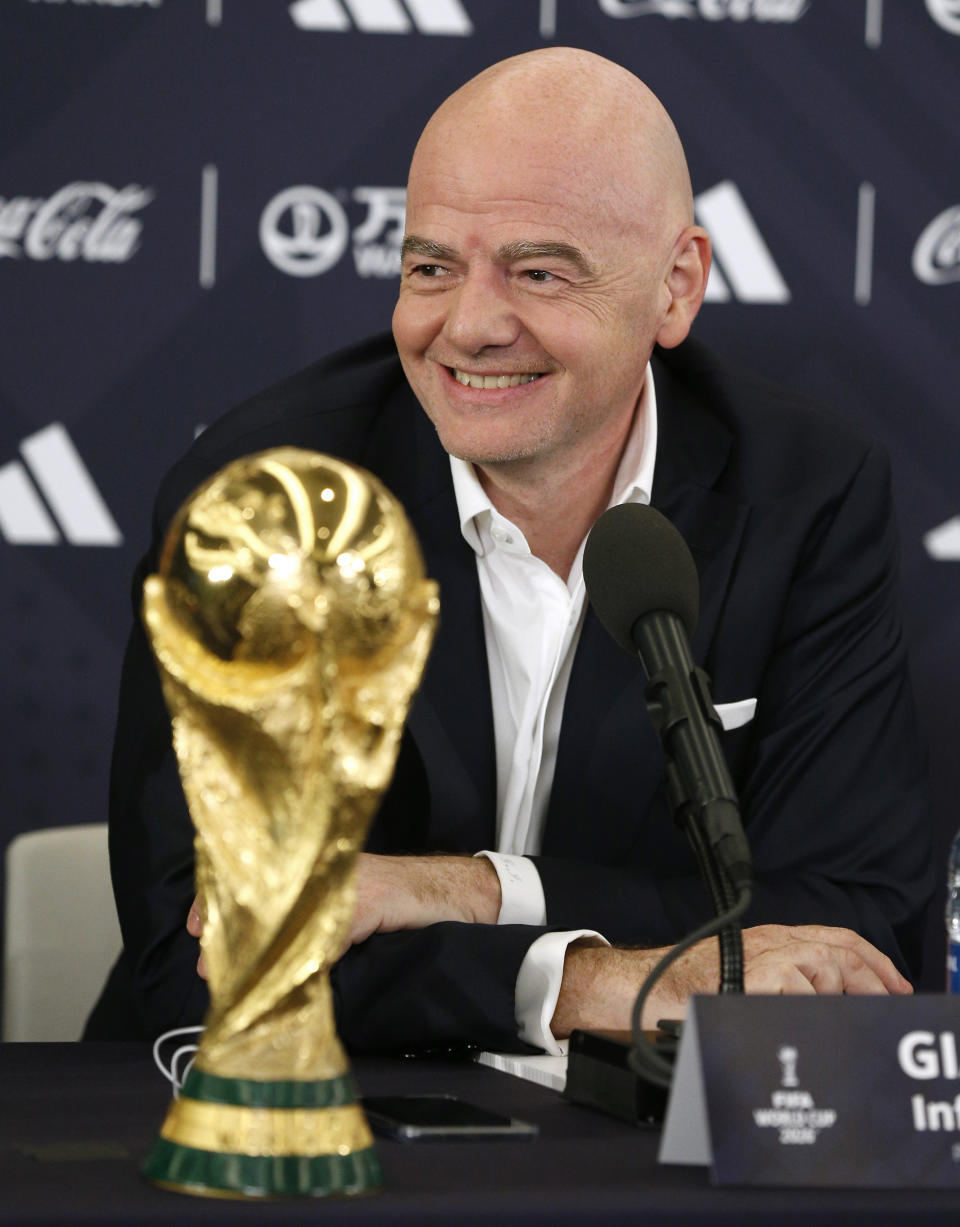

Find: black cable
627;880;752;1089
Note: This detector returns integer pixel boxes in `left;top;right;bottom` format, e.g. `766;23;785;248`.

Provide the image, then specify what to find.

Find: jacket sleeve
332;925;541;1055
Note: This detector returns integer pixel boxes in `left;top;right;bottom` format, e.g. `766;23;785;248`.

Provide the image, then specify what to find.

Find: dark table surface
2;1042;959;1225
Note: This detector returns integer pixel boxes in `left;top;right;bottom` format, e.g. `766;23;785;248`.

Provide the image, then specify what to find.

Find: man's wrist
550;944;666;1037
412;854;502;925
516;930;608;1053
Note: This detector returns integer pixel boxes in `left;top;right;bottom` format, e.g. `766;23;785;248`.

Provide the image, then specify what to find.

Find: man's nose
441;269;520;353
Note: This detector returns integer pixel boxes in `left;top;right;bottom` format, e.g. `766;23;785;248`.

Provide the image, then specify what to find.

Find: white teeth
453;370;541;390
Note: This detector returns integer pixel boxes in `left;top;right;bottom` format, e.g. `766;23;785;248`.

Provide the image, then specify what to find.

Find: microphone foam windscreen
583;504;700;653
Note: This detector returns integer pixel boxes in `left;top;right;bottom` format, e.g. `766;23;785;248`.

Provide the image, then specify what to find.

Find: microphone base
563;1028;674;1128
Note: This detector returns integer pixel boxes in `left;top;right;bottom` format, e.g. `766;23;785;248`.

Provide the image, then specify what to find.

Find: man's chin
440;434;539;470
417;394;552;469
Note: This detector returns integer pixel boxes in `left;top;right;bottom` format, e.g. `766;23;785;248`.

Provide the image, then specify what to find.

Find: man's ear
656;227;711;350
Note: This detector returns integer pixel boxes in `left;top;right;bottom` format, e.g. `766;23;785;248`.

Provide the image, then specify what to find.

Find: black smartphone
361;1094;538;1141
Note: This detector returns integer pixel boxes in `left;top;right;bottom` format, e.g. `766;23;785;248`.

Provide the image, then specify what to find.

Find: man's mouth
451;368;543;390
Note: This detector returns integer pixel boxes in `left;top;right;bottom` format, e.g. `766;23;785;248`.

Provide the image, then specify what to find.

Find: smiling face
392;50;708;483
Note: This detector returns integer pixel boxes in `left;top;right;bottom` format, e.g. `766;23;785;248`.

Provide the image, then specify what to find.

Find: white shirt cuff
515;930;609;1055
476;851;546;925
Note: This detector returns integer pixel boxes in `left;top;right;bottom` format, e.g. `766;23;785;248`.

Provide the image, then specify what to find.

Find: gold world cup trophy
139;448;438;1199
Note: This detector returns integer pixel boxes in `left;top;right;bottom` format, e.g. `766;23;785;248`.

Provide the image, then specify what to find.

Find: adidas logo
289;0;473;34
926;0;960;35
0;424;122;546
924;518;960;561
695;181;790;304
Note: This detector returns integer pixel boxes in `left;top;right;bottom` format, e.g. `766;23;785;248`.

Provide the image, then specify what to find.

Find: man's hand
184;854;502;979
550;924;912;1039
348;853;501;946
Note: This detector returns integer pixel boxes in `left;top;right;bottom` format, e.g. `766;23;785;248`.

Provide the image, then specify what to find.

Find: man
88;49;932;1052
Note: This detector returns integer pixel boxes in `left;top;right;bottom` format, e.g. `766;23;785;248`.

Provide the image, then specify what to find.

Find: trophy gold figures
139;448;438;1198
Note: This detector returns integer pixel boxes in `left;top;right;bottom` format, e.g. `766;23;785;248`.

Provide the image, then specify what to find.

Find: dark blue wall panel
1;0;957;989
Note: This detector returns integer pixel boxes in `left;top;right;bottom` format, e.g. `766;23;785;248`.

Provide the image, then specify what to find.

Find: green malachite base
179;1067;360;1109
142;1137;382;1200
142;1070;382;1199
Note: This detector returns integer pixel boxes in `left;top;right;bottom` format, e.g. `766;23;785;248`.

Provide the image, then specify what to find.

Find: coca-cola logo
912;206;960;286
0;182;154;264
598;0;808;20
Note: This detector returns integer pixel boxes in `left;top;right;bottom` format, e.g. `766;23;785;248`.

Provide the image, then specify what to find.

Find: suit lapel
650;345;750;665
544;344;750;857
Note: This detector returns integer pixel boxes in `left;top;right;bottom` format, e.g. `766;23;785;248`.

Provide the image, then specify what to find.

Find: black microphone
583;503;752;900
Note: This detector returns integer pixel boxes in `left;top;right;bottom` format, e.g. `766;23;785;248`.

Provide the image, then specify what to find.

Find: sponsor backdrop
1;0;958;999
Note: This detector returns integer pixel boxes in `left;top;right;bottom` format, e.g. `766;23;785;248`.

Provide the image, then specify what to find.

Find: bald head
409;48;694;245
393;48;711;485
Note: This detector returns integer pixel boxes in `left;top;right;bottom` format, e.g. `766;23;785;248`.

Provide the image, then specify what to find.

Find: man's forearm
348;852;502;946
551;936;752;1036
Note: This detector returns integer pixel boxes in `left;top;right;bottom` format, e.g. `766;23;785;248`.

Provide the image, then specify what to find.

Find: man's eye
411;264;445;278
524;269;554;283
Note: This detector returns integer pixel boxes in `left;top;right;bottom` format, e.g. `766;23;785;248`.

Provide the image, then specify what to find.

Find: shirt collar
450;362;658;557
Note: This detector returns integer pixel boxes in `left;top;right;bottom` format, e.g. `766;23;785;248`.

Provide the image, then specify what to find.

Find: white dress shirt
449;366;658;1051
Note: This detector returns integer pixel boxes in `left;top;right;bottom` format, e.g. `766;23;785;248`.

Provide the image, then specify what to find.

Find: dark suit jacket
86;333;934;1052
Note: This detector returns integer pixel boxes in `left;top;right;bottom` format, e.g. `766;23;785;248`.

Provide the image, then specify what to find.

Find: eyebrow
401;235;458;262
401;234;597;278
495;239;597;278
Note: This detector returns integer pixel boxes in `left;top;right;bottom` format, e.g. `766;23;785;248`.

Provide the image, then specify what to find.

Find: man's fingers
802;943;899;996
784;926;911;994
745;937;910;998
186;894;203;937
745;959;819;996
187;894;206;980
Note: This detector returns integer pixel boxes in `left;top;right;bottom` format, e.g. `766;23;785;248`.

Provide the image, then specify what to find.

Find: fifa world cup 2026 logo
140;448;438;1199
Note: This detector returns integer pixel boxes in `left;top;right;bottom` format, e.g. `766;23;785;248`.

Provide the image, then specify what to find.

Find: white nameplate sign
659;994;960;1186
